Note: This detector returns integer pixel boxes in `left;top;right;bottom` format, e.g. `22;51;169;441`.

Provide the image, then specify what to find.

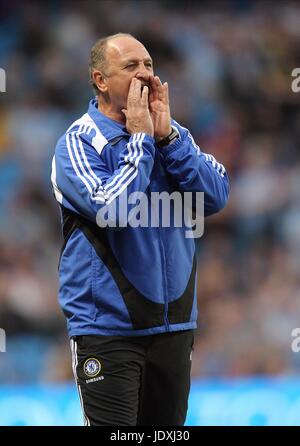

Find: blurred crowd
1;0;300;383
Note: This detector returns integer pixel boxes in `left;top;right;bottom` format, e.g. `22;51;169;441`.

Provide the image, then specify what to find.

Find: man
51;33;229;426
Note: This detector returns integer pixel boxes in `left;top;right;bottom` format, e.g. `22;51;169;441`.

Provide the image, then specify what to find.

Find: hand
149;75;172;141
122;78;154;137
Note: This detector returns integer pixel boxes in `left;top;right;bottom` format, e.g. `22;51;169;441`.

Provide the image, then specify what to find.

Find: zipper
151;155;170;332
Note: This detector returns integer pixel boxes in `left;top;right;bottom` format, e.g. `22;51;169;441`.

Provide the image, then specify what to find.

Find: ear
92;70;108;94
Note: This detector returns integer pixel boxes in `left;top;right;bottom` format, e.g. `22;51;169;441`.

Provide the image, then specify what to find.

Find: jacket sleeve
159;120;230;216
51;129;155;226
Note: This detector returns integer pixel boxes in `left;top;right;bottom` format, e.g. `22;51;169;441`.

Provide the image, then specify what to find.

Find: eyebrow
122;58;153;66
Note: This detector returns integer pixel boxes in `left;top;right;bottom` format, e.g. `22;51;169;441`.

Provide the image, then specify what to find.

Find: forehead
106;37;152;65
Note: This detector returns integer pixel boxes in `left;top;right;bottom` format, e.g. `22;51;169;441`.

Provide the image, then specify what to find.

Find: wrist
155;127;172;142
156;127;179;148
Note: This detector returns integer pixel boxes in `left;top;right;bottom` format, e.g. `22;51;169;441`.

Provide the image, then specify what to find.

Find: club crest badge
83;358;101;377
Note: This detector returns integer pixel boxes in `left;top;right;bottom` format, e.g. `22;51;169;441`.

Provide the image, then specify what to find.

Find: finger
141;85;149;107
128;77;137;94
154;76;164;99
149;90;154;105
149;75;154;85
132;78;142;101
149;75;155;89
162;82;169;105
127;78;138;104
154;75;163;87
149;75;159;100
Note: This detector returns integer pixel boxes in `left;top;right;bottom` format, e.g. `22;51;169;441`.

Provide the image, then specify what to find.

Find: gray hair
89;33;136;95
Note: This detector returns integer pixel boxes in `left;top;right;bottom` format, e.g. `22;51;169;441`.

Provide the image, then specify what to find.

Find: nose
135;72;149;82
135;64;150;83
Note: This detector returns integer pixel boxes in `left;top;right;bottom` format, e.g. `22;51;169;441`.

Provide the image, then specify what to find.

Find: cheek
109;77;133;104
124;81;131;94
123;78;134;100
117;78;132;97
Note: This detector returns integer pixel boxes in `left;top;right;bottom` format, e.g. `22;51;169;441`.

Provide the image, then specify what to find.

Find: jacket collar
88;97;128;142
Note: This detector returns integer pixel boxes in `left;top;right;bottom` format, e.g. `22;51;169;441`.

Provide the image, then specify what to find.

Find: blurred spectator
1;0;300;383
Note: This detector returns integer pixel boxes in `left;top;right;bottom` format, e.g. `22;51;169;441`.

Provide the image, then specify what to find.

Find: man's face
102;37;154;111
